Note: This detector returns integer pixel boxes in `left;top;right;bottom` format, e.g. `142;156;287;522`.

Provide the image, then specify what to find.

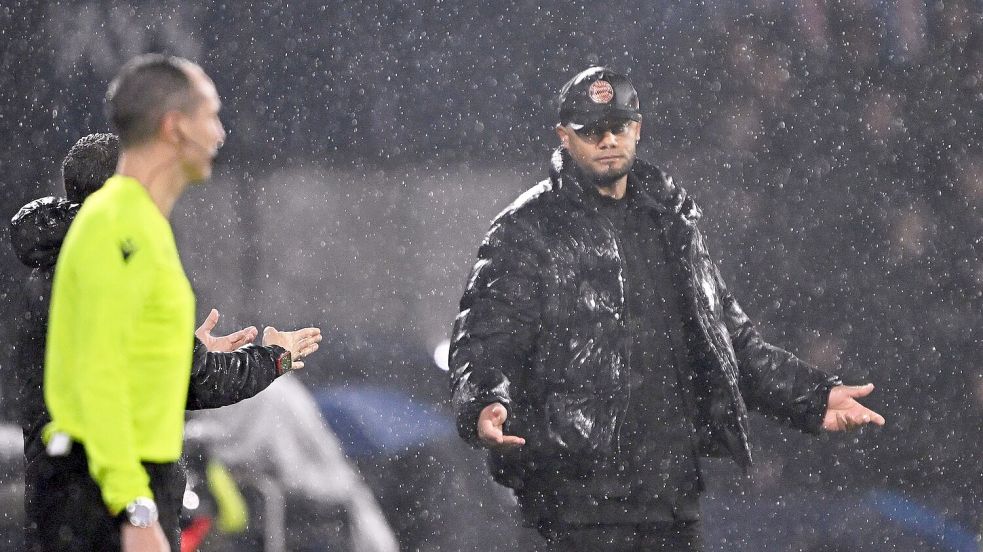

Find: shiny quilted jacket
450;149;840;489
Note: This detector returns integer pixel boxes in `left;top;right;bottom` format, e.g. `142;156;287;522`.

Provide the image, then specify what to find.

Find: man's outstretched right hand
477;402;526;449
262;326;322;369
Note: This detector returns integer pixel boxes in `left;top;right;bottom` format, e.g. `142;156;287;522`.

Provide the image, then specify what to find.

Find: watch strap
275;350;293;375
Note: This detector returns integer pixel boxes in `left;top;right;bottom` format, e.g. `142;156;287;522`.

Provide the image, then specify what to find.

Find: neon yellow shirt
45;175;195;515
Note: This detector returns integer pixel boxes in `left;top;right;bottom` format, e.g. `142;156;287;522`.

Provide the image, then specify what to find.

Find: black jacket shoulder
10;196;78;269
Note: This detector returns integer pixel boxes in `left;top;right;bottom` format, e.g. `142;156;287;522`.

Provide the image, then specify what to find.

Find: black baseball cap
558;67;642;129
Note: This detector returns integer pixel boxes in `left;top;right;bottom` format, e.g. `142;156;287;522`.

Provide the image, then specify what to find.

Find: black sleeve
449;213;543;446
714;261;841;434
185;339;288;411
17;270;55;464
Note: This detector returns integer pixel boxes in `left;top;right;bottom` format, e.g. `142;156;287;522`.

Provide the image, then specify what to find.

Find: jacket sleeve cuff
451;366;513;446
101;470;154;516
795;375;844;434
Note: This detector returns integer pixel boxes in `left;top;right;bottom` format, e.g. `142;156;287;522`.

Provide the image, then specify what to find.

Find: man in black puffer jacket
9;133;322;551
450;67;885;551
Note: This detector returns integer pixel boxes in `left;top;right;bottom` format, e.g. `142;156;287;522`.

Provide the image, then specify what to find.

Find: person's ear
555;124;569;148
159;111;184;145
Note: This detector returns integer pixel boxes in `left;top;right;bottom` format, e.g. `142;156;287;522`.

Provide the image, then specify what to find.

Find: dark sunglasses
572;119;634;141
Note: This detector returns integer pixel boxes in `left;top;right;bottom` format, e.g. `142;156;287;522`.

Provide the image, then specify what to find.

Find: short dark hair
62;133;120;203
105;54;198;147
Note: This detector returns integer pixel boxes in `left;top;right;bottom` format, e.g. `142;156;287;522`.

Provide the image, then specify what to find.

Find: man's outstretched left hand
822;383;886;431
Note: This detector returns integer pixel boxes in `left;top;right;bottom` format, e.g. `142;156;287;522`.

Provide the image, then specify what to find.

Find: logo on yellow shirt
120;238;137;263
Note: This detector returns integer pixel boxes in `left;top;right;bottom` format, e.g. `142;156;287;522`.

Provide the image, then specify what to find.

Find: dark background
1;1;980;550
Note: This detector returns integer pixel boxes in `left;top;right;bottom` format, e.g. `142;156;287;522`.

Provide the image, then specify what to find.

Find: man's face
556;118;641;187
177;68;226;183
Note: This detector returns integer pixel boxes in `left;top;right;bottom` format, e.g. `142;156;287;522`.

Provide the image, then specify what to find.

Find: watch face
127;498;158;528
129;506;151;527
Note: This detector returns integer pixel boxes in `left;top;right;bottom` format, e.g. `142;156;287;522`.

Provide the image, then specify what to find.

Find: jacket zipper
606;216;632;459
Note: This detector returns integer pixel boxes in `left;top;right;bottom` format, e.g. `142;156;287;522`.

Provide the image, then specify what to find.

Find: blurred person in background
450;66;885;552
36;55;318;552
10;133;321;550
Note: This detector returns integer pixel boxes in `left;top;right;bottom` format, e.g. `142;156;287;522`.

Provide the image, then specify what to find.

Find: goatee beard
576;158;632;191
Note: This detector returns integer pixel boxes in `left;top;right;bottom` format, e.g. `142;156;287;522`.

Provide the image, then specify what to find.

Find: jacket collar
548;147;702;226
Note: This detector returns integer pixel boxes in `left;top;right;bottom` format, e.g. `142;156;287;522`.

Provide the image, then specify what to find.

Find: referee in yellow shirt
42;55;229;552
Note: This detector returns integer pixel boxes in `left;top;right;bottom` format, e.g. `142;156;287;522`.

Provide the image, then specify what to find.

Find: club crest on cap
588;80;615;104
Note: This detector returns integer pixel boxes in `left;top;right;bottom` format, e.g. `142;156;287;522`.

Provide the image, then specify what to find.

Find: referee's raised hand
122;522;169;552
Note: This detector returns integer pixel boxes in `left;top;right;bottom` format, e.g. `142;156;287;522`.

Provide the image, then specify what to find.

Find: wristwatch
275;350;293;375
124;497;158;528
